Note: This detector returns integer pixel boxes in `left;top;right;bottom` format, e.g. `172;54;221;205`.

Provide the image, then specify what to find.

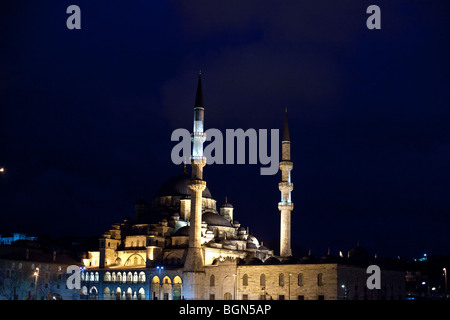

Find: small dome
246;257;263;265
301;250;317;264
264;257;280;265
348;246;371;264
202;212;232;227
281;255;299;264
320;249;339;263
220;197;233;208
157;171;212;198
247;235;259;246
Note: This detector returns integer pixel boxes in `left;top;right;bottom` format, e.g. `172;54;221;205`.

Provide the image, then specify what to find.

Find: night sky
0;1;449;259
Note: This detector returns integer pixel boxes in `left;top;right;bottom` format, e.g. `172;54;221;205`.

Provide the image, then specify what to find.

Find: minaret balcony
190;155;207;165
279;161;293;171
188;179;207;191
191;131;206;140
278;181;293;192
278;201;294;211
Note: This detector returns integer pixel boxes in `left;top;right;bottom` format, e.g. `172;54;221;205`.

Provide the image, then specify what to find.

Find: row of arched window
82;271;146;283
209;273;324;287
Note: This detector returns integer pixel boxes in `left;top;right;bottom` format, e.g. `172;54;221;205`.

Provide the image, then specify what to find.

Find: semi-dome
157;171;212;198
172;226;190;237
202;212;232;227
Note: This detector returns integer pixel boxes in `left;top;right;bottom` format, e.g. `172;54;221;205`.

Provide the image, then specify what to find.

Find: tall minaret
183;71;207;299
278;107;294;258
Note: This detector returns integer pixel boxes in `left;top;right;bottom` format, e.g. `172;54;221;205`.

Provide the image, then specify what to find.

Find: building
0;243;81;300
0;233;37;245
81;72;405;300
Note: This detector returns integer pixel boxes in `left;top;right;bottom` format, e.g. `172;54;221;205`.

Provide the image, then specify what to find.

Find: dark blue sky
0;1;449;259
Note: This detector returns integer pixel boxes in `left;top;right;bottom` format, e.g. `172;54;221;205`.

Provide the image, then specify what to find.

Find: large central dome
156;170;212;198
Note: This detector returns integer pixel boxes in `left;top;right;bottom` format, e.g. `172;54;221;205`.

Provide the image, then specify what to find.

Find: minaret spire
183;71;208;300
278;108;294;258
195;70;204;109
282;107;290;142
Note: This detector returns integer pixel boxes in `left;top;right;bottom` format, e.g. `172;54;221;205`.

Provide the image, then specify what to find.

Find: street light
288;273;292;300
341;284;347;300
34;268;39;300
443;268;447;297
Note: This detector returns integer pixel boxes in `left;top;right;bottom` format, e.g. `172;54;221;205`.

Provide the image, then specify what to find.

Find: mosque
80;73;405;300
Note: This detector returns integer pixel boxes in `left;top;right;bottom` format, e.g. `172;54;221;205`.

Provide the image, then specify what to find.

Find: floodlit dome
202;212;232;227
157;171;212;198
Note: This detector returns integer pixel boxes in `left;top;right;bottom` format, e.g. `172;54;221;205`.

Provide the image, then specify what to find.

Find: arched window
126;287;133;300
103;287;111;300
243;274;249;286
152;276;160;285
112;272;116;282
138;288;145;300
134;257;138;265
127;272;132;282
260;274;266;287
298;273;304;286
174;276;182;284
133;272;138;283
115;287;122;300
317;273;324;286
210;275;215;287
139;272;146;283
104;272;111;282
279;273;285;286
94;272;99;282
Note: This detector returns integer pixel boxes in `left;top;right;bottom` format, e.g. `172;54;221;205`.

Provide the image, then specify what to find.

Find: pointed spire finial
195;71;204;109
282;107;290;142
